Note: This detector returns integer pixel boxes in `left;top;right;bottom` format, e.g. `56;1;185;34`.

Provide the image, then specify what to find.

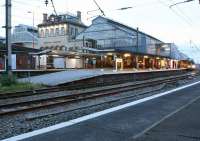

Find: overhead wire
157;0;193;26
157;0;200;62
168;0;196;26
1;0;200;59
168;0;200;53
167;1;200;42
50;0;58;16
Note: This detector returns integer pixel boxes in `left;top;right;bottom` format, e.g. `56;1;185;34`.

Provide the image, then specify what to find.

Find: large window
61;27;65;35
50;28;54;36
55;28;60;36
75;28;78;36
45;29;49;37
70;27;75;36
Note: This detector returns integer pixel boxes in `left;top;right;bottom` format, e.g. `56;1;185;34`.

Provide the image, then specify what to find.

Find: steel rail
0;74;192;116
0;72;195;99
0;74;191;107
27;86;164;120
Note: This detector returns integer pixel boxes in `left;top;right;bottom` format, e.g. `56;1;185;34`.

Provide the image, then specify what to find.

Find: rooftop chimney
43;13;48;23
77;11;81;22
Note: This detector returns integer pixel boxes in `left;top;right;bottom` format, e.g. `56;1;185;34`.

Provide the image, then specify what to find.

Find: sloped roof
95;16;163;43
0;44;41;53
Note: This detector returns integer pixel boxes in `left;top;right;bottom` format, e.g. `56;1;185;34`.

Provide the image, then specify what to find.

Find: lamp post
28;11;35;48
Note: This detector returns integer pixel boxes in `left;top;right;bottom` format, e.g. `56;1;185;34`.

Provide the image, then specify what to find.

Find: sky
0;0;200;63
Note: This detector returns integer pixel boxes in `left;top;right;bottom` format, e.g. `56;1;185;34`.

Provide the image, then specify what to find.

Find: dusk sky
0;0;200;62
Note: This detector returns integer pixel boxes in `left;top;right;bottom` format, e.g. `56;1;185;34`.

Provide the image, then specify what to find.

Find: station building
37;11;89;69
37;15;192;70
75;16;191;70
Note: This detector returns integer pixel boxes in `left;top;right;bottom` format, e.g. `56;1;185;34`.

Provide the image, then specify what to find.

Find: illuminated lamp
107;53;113;56
75;56;80;59
124;53;131;57
52;55;59;57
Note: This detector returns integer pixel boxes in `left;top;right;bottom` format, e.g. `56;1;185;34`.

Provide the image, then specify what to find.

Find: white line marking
2;80;200;141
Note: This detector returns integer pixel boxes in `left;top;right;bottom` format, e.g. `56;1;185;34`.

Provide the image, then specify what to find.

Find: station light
107;53;113;56
144;56;149;59
191;65;196;69
52;55;59;57
75;56;81;59
124;53;131;57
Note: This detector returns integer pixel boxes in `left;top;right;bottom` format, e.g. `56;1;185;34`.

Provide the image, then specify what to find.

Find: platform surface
18;69;183;86
18;69;104;86
16;81;200;141
135;89;200;141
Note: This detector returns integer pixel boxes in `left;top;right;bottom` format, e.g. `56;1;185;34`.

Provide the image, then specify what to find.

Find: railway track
0;72;196;100
0;71;196;100
0;73;195;117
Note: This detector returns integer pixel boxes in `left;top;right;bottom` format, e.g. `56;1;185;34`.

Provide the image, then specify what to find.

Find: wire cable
50;0;58;16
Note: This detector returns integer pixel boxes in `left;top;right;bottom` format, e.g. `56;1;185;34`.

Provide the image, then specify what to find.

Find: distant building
12;24;39;49
38;11;87;51
0;36;5;45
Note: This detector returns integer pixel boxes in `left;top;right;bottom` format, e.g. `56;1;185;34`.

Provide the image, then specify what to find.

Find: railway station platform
136;92;200;141
18;68;189;86
4;80;200;141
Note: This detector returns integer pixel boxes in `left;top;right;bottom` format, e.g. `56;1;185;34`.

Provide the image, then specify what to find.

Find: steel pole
136;27;139;69
5;0;12;78
32;11;35;48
